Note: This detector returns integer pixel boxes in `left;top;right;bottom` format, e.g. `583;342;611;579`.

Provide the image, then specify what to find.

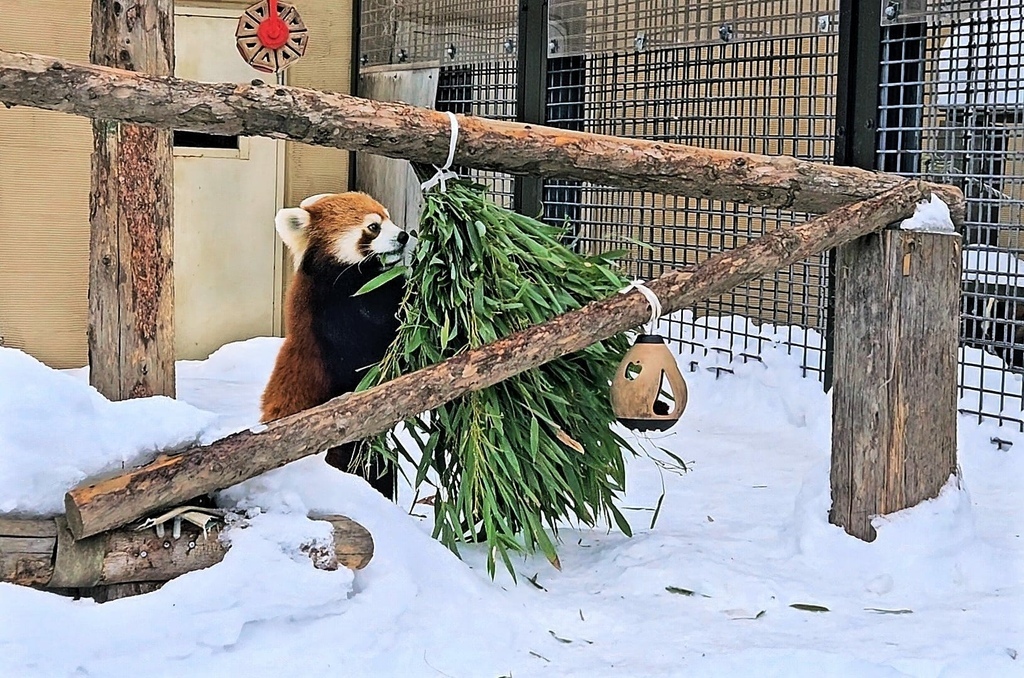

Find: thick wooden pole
0;514;373;591
63;182;959;539
829;230;961;540
0;49;965;220
88;2;175;400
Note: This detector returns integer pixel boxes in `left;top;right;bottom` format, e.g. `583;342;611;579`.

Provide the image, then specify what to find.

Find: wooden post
88;0;175;400
830;229;962;540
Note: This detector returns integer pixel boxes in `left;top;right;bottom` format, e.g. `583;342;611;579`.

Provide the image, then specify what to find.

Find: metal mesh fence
543;1;839;376
435;60;518;204
361;0;839;376
360;0;519;203
877;2;1024;428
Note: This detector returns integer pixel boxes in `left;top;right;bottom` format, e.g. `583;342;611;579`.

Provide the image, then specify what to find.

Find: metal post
514;0;548;218
825;0;883;391
348;0;363;191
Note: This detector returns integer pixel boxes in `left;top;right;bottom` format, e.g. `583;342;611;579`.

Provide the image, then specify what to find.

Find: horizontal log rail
0;514;373;590
0;49;964;220
62;181;956;540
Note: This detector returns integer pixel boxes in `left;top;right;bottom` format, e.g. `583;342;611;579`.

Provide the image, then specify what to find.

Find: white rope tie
620;280;663;333
420;111;460;193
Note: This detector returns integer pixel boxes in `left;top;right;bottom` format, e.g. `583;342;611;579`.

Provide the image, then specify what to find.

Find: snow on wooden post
829;206;961;541
88;0;175;400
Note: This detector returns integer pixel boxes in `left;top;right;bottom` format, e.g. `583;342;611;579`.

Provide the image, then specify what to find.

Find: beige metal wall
0;0;353;369
192;0;354;283
0;1;92;368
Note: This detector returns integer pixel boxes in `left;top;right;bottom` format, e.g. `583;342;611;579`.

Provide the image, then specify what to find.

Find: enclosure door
173;9;285;360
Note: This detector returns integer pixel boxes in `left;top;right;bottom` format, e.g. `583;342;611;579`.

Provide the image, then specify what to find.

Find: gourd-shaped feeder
610;333;688;431
236;0;308;74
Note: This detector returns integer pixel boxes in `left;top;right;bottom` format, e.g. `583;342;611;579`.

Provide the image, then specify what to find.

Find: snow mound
0;347;217;516
1;460;538;677
2;323;1022;677
900;194;955;233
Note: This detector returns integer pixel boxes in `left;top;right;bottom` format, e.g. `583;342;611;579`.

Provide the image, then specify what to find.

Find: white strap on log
620;280;663;332
420;111;460;193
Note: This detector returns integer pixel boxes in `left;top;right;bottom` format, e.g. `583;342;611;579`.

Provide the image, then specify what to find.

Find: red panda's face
274;192;412;269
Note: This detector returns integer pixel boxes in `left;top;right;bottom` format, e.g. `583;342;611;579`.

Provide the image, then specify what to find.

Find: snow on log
0;49;964;220
62;181;952;540
0;514;373;589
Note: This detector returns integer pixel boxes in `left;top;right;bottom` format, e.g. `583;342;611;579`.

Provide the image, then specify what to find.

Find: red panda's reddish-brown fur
259;273;332;422
258;193;409;497
259;192;399;424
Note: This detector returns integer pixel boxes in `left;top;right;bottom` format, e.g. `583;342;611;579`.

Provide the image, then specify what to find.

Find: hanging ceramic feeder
236;0;308;74
610;333;688;431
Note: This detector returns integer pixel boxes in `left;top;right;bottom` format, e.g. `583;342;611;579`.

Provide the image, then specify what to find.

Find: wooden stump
830;229;962;540
0;514;373;601
88;0;175;400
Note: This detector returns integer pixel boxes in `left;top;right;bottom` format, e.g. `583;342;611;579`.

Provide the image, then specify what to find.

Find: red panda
260;192;410;498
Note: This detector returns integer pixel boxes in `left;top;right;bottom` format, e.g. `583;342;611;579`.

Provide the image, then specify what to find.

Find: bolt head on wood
236;0;308;74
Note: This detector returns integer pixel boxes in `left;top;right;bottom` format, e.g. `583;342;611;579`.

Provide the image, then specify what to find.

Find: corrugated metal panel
284;0;353;206
0;1;92;369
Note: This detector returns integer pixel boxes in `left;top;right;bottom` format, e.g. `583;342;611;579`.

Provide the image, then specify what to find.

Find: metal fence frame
355;0;1024;429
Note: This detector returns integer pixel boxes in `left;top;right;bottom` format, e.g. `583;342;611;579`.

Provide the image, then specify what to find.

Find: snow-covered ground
1;316;1022;678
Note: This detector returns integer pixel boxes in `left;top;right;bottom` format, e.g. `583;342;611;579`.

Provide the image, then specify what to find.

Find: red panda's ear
275;207;311;266
300;193;333;209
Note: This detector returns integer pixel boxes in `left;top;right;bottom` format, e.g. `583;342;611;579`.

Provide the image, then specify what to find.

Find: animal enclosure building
355;0;1024;428
0;0;354;366
0;0;1022;429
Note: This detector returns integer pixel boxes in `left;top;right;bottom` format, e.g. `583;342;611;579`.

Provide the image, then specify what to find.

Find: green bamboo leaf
362;178;635;578
353;265;408;296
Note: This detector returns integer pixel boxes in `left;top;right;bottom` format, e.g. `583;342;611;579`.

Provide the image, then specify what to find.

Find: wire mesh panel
877;1;1024;428
546;0;839;376
361;0;841;375
435;60;518;203
360;0;519;203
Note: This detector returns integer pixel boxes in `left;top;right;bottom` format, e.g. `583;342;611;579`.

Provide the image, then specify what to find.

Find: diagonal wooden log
0;49;964;221
63;180;961;540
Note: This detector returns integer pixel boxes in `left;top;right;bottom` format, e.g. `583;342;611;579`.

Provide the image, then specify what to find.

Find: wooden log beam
0;518;56;587
88;1;176;400
0;514;373;591
0;49;964;220
829;230;961;540
63;181;957;539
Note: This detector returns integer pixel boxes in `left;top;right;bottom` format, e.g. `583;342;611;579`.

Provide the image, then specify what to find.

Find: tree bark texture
0;49;965;222
829;230;961;541
88;2;176;400
0;514;373;590
62;181;951;539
